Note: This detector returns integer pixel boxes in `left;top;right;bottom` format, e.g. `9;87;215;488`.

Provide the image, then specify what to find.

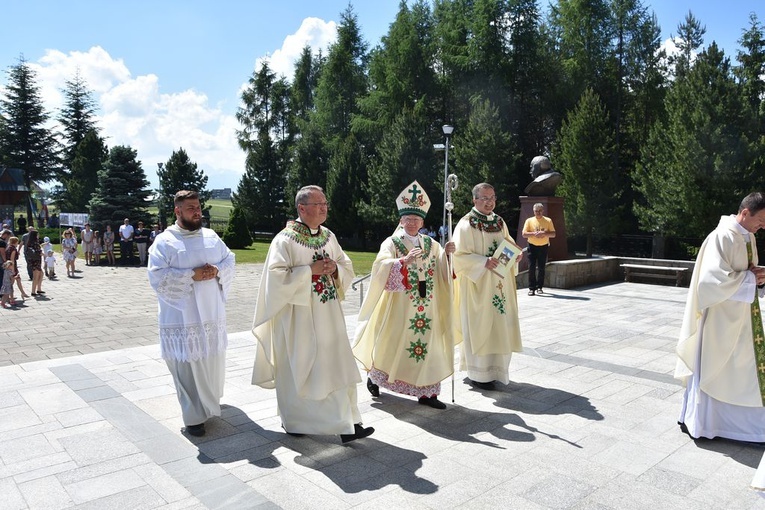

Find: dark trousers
25;257;33;279
120;240;134;264
528;244;549;290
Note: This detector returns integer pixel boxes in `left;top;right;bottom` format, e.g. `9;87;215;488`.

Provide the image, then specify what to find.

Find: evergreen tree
58;70;99;172
555;88;618;257
360;108;439;238
454;96;519;218
314;6;368;139
0;57;60;221
290;46;321;123
634;43;757;241
286;47;325;212
548;0;614;112
56;129;106;212
285;122;329;213
505;0;548;177
235;60;288;233
671;11;706;77
736;13;765;129
222;203;252;249
88;145;151;228
158;147;211;224
356;0;437;141
312;6;369;237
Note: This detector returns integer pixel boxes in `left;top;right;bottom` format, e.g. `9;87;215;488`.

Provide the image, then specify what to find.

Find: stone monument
517;156;568;268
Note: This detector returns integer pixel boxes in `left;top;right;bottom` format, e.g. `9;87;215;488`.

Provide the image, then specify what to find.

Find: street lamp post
157;162;165;229
441;125;454;245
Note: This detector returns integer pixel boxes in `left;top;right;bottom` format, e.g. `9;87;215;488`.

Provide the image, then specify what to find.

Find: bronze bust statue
524;156;562;196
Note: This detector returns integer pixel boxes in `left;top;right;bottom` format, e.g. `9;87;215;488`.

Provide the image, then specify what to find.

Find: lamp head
442;125;454;136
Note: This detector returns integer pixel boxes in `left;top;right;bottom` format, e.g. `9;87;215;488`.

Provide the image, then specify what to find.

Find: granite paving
1;257;764;509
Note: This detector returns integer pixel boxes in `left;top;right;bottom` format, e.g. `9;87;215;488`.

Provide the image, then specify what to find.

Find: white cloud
5;17;339;192
20;47;245;190
256;17;337;80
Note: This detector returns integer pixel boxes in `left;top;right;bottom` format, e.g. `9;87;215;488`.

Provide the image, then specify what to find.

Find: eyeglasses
303;202;330;209
475;196;496;202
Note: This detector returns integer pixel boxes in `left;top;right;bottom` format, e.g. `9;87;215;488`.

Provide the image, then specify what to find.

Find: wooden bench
620;263;688;287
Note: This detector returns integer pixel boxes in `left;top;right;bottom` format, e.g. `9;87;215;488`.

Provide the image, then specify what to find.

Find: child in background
92;230;103;265
1;260;14;308
45;250;57;279
41;236;53;276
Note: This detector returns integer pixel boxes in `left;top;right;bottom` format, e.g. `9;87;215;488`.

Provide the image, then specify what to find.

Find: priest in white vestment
251;185;374;443
453;183;523;389
676;191;765;441
148;190;235;437
353;181;455;409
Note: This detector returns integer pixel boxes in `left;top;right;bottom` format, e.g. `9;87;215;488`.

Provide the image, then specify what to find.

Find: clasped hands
192;263;219;281
750;264;765;286
311;257;338;276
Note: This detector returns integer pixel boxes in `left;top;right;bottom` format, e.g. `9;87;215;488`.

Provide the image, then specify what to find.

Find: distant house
211;188;232;200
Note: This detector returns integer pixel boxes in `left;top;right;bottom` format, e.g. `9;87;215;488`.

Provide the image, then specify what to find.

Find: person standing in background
119;218;134;266
522;203;556;296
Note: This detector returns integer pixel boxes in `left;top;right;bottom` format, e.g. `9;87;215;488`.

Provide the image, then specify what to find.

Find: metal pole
441;133;450;245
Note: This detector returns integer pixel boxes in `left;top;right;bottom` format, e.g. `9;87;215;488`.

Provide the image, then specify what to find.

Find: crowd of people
0;217;163;308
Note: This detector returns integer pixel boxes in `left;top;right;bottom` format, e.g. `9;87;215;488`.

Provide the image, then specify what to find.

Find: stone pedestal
516;196;568;272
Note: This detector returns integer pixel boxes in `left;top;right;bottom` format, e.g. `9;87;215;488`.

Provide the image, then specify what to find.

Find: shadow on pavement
484;379;604;422
693;436;765;469
194;404;438;495
370;392;536;448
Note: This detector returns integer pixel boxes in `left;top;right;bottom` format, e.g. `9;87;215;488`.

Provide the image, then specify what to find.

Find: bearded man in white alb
148;190;235;437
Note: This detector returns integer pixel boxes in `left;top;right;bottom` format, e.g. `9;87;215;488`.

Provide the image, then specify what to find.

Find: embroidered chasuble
353;231;455;396
676;215;765;407
251;221;361;434
747;242;765;403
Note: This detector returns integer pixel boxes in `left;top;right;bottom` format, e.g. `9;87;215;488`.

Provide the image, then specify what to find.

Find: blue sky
0;1;761;191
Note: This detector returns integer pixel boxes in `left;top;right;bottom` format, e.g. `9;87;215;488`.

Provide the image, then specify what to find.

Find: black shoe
536;288;544;294
281;424;305;437
528;289;535;296
185;423;205;437
341;423;375;444
418;396;447;409
469;379;496;390
367;377;380;397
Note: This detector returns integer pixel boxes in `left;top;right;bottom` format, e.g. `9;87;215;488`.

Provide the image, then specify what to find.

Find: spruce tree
88;145;151;228
222;203;252;249
555;88;618;257
58;129;106;212
158;147;211;224
454;96;518;217
0;57;60;221
58;71;99;172
634;43;757;240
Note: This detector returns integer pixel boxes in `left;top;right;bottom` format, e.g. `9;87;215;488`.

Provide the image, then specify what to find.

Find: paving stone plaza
2;262;765;509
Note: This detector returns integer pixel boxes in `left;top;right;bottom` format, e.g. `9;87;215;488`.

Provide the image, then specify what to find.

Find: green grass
232;241;377;275
207;198;234;221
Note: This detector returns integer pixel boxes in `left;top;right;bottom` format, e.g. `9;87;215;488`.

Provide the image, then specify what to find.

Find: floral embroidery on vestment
390;234;436;361
468;209;505;233
282;220;330;249
310;251;337;303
